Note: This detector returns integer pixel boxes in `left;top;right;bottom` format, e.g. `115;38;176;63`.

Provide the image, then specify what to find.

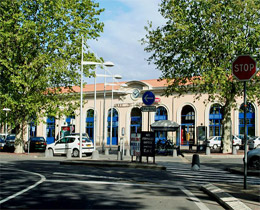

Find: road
0;154;225;209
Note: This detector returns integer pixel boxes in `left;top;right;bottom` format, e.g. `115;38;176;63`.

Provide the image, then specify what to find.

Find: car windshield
0;138;5;143
6;135;15;140
208;136;215;140
30;137;45;141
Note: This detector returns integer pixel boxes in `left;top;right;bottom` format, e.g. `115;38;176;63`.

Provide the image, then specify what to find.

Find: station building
4;79;260;147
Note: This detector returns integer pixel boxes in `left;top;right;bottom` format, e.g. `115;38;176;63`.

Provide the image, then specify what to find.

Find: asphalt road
0;154;224;210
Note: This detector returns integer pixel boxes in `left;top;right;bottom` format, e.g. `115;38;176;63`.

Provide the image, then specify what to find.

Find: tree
0;0;104;153
142;0;260;153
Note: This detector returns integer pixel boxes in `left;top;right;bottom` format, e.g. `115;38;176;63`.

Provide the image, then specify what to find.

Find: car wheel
213;144;218;150
48;148;54;156
72;149;79;157
248;157;260;170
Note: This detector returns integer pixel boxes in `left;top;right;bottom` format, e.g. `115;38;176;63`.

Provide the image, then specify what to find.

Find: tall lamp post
96;73;122;152
80;37;114;158
105;77;127;150
3;108;11;137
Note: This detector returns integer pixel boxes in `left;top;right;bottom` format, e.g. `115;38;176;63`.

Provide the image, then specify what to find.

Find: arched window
46;116;55;144
239;103;255;137
86;109;94;142
131;108;142;134
29;116;37;138
181;105;195;146
107;108;118;145
155;106;168;143
209;104;223;136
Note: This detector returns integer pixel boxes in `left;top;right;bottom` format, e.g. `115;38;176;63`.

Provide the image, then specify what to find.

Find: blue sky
85;0;165;84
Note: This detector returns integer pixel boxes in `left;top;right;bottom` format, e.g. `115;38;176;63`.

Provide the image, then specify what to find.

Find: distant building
3;79;259;146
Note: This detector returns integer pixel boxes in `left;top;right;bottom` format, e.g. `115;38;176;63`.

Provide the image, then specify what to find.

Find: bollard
45;149;49;158
173;148;177;157
66;149;72;158
232;146;237;155
48;149;53;157
105;148;109;155
92;150;99;160
206;146;211;155
117;145;121;160
191;154;200;171
125;148;130;157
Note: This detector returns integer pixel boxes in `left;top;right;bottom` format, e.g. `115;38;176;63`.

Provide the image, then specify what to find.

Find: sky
85;0;165;84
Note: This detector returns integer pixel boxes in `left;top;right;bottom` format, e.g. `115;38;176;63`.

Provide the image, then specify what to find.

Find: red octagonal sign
232;55;257;81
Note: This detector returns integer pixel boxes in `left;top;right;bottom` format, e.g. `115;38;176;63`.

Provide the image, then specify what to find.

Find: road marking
0;168;46;205
53;172;125;180
180;186;210;210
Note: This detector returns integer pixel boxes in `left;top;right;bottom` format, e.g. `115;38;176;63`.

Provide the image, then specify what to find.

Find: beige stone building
14;79;260;147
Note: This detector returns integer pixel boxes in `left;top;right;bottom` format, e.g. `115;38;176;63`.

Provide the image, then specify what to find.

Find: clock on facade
131;88;140;100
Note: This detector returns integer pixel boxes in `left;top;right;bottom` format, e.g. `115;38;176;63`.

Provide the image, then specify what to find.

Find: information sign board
141;132;155;157
141;106;156;112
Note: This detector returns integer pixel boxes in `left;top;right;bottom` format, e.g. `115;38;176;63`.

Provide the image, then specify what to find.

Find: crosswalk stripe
163;164;260;185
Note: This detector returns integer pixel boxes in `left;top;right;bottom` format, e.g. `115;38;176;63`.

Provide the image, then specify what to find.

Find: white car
233;135;242;150
248;137;260;150
207;136;222;149
47;135;94;157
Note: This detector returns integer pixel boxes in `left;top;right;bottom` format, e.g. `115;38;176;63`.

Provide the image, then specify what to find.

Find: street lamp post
96;74;122;153
105;76;124;150
80;37;114;158
3;108;11;137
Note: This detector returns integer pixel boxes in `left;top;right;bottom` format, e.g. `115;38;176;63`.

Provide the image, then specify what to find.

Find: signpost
142;91;155;105
142;91;156;131
141;131;155;163
141;106;156;112
232;55;257;190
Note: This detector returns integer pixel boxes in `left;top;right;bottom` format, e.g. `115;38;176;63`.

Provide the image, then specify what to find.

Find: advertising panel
130;133;141;156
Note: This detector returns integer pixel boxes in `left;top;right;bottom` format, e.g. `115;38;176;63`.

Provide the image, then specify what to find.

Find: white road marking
53;172;125;180
0;168;46;205
180;186;210;210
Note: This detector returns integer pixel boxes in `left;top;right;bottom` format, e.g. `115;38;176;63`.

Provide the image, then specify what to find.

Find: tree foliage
142;0;260;152
0;0;104;151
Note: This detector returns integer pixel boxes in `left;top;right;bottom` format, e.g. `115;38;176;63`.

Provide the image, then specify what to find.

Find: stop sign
232;55;257;81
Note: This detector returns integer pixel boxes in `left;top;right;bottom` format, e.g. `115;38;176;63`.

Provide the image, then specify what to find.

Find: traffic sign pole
232;55;257;190
244;81;248;189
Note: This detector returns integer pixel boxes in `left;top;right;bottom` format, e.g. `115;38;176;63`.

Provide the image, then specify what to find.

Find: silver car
247;148;260;170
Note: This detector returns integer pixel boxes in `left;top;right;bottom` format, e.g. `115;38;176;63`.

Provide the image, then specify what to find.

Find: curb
201;183;251;210
60;160;166;170
227;167;260;177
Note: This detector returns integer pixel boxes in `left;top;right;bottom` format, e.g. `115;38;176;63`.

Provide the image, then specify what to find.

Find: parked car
247;148;260;170
233;135;242;150
25;137;47;152
4;134;16;151
248;136;260;150
0;137;5;151
0;133;8;140
207;136;222;149
47;135;94;157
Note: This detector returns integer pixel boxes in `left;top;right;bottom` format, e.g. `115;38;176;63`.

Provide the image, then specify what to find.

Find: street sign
141;106;156;112
142;91;155;105
141;131;155;157
232;55;257;81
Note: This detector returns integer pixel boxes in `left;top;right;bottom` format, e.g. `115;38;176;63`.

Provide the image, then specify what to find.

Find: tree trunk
14;122;26;153
222;103;232;153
